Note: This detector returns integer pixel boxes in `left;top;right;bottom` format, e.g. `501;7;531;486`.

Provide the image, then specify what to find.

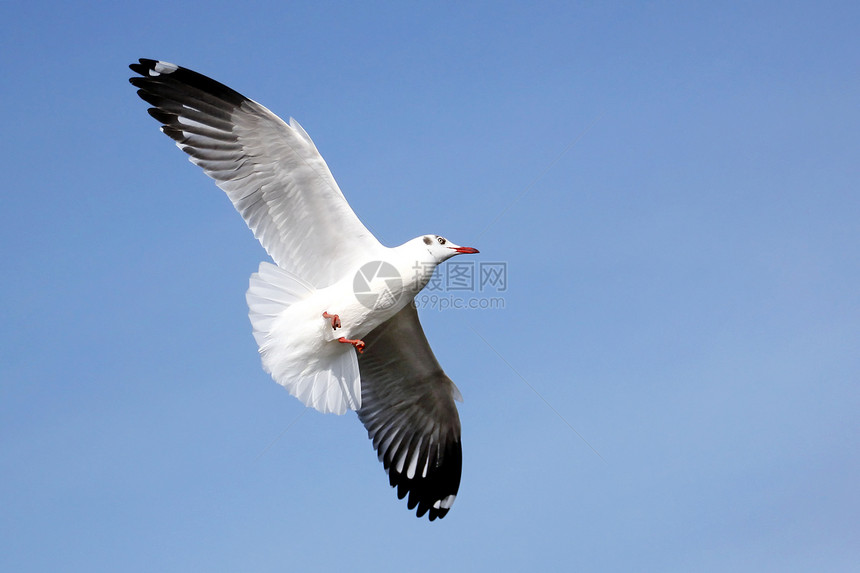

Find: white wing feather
130;59;381;287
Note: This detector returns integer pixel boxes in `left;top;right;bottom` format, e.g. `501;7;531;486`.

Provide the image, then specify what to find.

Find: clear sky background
1;1;857;571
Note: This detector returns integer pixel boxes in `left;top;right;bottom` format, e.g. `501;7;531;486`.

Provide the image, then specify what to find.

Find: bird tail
247;262;315;346
246;262;361;415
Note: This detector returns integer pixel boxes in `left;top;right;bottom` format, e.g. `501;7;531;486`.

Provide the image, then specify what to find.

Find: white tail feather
246;262;361;414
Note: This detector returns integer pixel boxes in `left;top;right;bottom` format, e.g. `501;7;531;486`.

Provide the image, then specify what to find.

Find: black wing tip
129;57;156;73
146;107;174;124
128;58;176;80
128;58;249;107
386;438;463;521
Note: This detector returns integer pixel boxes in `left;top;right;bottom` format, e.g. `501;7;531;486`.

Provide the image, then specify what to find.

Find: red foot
337;336;366;354
322;311;341;330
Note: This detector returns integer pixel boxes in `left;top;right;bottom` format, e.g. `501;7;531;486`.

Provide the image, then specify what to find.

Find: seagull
129;59;478;520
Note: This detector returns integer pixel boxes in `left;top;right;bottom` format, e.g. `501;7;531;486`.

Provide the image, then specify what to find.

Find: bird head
418;234;479;263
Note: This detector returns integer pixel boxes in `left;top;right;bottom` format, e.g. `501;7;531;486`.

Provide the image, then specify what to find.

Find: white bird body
248;238;446;414
315;239;442;342
130;59;475;520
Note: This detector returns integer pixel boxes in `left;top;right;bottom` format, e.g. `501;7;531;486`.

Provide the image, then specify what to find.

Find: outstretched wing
129;59;380;287
357;303;463;520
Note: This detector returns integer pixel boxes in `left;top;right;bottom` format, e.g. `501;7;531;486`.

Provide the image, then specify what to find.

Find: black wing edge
129;58;248;107
128;58;254;149
357;305;463;521
390;422;462;522
357;379;463;522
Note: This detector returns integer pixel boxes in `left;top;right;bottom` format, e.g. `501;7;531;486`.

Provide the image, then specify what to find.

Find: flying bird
129;59;478;520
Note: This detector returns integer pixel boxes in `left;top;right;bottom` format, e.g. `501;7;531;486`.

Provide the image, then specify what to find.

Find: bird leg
337;337;366;354
322;311;341;330
323;312;364;353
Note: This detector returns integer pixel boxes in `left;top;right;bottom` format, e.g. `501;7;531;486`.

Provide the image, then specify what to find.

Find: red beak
450;246;479;254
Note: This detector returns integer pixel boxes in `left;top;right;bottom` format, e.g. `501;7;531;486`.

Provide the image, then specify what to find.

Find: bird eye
437;236;446;245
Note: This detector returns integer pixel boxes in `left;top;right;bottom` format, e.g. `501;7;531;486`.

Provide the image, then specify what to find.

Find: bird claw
337;336;365;354
322;311;341;330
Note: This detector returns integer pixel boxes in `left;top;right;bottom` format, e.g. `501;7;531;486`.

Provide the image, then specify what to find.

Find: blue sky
1;1;858;571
